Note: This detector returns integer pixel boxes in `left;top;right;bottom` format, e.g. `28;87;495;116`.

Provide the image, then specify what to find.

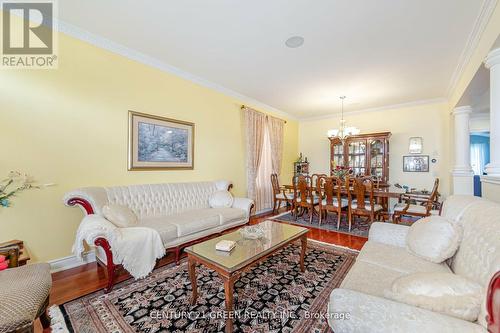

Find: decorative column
484;48;500;176
481;48;500;203
452;106;474;195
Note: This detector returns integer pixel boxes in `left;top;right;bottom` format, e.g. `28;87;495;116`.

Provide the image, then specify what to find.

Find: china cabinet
329;132;391;184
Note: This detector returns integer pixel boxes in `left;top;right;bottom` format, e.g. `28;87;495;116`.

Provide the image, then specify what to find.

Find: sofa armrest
368;222;409;248
328;288;486;333
232;197;254;217
72;215;116;259
63;187;108;215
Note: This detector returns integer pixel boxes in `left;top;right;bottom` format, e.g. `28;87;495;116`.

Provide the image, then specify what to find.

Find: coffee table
185;220;309;333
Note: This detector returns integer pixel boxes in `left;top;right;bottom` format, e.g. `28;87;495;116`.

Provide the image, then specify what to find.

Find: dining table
282;184;406;199
282;183;407;218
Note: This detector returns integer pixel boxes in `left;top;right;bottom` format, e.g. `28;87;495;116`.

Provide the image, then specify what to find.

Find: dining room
256;98;447;241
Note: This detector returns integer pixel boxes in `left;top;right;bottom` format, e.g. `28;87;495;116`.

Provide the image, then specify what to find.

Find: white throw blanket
73;214;165;279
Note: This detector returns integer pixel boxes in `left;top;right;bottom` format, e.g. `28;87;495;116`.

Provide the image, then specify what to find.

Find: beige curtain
243;107;266;207
256;125;273;211
267;116;285;175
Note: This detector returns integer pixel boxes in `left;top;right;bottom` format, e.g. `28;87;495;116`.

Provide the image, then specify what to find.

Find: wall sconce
409;137;423;154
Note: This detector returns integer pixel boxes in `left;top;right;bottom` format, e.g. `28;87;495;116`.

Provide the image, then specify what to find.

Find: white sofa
328;195;500;333
64;180;253;290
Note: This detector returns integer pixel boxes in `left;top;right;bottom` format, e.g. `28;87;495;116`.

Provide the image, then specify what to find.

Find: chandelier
327;96;360;143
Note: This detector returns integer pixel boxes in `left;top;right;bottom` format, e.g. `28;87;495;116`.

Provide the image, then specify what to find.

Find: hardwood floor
37;208;366;332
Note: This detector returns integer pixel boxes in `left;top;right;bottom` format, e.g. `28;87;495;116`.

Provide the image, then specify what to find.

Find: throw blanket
73;215;165;279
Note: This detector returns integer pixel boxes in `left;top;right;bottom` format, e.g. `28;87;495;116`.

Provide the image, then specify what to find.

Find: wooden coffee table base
188;234;308;333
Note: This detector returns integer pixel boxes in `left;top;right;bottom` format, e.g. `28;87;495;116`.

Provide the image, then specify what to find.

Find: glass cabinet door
332;143;344;169
370;139;384;180
347;140;366;176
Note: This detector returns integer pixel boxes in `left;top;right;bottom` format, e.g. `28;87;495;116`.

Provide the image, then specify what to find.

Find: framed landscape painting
128;111;194;170
403;155;429;172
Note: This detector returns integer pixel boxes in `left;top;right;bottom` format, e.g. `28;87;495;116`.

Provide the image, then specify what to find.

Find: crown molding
56;20;298;121
299;97;448;122
445;0;498;99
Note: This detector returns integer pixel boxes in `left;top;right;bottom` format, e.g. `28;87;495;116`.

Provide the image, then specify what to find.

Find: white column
452;106;474;195
484;48;500;176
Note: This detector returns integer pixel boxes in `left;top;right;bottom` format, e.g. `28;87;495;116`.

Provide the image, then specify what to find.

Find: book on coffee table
215;240;236;252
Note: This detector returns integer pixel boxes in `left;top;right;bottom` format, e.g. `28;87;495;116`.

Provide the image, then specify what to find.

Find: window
470;134;490;175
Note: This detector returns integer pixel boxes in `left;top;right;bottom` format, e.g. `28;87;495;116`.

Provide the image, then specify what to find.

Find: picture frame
403;155;429;172
408;137;423;154
128;110;194;170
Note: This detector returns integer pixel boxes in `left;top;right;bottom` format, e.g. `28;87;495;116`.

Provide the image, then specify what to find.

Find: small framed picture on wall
403;155;429;172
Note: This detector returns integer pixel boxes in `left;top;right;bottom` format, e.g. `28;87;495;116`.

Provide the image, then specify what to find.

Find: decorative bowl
239;226;265;239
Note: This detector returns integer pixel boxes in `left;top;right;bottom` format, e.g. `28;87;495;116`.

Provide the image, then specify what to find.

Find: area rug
271;211;413;237
50;241;356;333
270;211;372;237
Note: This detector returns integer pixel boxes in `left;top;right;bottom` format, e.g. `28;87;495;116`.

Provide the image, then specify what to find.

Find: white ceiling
59;0;486;119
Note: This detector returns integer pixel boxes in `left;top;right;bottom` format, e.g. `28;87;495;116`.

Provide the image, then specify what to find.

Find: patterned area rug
271;211;372;237
271;211;413;238
51;241;356;333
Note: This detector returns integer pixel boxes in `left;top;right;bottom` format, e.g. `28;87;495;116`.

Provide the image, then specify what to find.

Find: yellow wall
0;32;299;263
299;102;451;197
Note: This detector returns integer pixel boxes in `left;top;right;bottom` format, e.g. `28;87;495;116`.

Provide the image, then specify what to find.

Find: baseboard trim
48;251;96;273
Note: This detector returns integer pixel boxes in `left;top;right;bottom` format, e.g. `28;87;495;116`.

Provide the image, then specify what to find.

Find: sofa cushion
102;204;138;228
211;208;246;225
341;260;404;298
448;200;500;328
384;272;483;322
407;216;461;263
168;209;221;237
209;190;234;208
104;182;219;218
357;241;451;274
328;288;487;333
139;217;178;245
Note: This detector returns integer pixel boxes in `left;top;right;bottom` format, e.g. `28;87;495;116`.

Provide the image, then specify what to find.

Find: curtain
256;125;274;211
243;107;266;208
471;143;487;175
267;116;285;175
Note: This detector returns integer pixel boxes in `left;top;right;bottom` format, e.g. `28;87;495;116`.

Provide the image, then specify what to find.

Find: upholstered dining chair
292;175;319;223
317;176;348;228
392;178;440;224
271;173;293;214
346;176;383;231
311;173;327;199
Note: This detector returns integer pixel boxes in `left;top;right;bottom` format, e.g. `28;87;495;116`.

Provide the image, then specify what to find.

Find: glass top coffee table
185;220;309;333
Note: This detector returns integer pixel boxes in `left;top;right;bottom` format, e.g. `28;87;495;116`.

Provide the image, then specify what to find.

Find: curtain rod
240;105;287;123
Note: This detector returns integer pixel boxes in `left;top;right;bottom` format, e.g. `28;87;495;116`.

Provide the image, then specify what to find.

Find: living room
1;1;500;333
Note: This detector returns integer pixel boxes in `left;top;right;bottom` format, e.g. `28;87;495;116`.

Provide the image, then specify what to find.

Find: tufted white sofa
328;195;500;333
64;180;253;291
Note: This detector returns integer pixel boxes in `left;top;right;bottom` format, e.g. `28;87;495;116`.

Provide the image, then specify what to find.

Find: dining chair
346;176;383;231
292;175;319;223
392;178;441;223
317;176;348;228
271;173;293;214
